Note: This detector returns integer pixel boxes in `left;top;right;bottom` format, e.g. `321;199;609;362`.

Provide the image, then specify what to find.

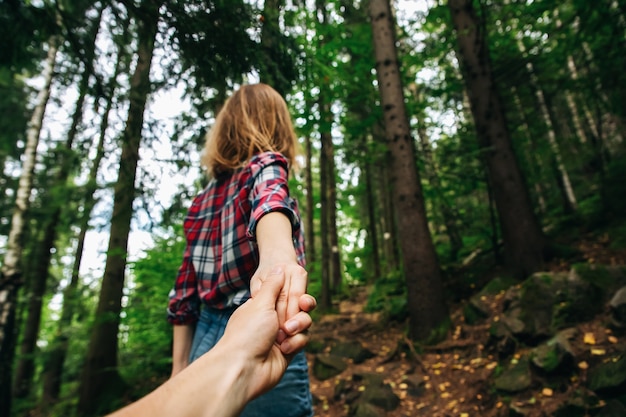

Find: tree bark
41;27;123;405
363;148;382;281
304;132;316;265
14;7;103;398
448;0;548;279
0;35;58;417
316;0;333;310
77;1;160;414
369;0;448;341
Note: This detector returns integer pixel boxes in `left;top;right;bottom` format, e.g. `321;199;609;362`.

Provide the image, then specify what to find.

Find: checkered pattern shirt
167;152;305;325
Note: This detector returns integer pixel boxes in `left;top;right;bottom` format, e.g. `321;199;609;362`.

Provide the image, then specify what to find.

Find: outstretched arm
250;211;309;350
107;268;315;417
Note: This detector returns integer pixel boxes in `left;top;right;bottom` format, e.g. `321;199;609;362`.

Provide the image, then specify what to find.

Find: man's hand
224;268;315;399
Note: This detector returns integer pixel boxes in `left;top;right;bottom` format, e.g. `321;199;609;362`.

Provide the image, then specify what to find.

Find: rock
569;264;626;295
312;354;347;381
359;383;400;411
588;355;626;394
595;399;626;417
501;270;606;342
494;357;533;393
609;286;626;330
402;373;426;397
553;391;603;417
330;340;376;364
488;320;518;359
348;372;400;412
530;329;576;373
350;402;385;417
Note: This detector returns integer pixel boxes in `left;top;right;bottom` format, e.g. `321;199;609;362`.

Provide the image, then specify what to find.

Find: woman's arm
170;323;194;378
251;211;308;346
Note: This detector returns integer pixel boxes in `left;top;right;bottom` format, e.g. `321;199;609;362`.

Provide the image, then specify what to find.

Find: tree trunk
304;133;316;265
77;2;159;414
410;85;463;261
369;0;448;341
516;38;577;213
363;149;381;281
41;30;122;405
377;147;398;274
14;8;103;397
448;0;548;279
0;36;58;417
318;98;332;310
326;136;342;293
316;0;332;310
511;87;547;215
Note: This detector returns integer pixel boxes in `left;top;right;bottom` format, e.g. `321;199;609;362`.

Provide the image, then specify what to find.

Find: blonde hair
201;83;299;176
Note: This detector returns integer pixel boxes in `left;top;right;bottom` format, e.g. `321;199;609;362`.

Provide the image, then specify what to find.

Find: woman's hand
223;268;315;399
252;212;313;348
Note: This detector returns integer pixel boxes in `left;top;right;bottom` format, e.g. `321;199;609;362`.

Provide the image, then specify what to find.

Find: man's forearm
109;343;252;417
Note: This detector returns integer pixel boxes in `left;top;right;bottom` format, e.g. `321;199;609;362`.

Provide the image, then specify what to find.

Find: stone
494;358;533;393
351;402;385;417
595;399;626;417
312;354;348;381
609;286;626;330
530;329;576;373
360;383;400;411
588;355;626;393
330;340;376;364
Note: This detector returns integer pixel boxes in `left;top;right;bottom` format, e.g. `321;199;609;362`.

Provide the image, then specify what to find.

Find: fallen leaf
542;388;553;397
591;348;606;355
584;332;596;345
578;361;589;370
608;336;618;344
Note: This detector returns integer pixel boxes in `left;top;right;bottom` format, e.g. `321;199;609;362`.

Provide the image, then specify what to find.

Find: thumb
253;267;285;307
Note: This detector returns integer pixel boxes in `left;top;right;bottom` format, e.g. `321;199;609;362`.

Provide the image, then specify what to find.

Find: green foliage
118;227;187;390
365;271;408;322
421;315;452;346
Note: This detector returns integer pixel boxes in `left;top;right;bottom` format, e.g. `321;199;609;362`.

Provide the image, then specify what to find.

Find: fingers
279;332;309;356
299;294;317;313
284;266;308;323
252;267;285;307
283;310;313;336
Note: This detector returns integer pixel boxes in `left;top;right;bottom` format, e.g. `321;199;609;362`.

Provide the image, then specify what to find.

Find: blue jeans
190;307;314;417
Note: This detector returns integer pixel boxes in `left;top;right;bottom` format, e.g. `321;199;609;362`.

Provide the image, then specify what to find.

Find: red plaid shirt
167;152;305;325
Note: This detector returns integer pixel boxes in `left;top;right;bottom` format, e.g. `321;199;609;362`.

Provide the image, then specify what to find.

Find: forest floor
306;233;626;416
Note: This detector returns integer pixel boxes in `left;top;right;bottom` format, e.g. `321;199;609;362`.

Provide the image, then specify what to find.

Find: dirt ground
306;237;626;416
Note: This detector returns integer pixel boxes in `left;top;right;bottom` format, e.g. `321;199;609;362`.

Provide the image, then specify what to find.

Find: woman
167;83;313;417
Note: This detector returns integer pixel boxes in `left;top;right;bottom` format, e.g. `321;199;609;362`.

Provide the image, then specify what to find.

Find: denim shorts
190;307;314;417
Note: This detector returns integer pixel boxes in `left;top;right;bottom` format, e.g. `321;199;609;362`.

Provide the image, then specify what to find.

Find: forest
1;0;626;416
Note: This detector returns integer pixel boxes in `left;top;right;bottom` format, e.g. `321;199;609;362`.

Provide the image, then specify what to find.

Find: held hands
224;267;315;400
250;262;312;352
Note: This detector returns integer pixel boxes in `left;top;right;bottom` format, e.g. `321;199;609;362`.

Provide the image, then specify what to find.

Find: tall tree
448;0;548;279
369;0;448;341
13;5;104;399
0;34;59;416
41;22;129;405
76;1;161;414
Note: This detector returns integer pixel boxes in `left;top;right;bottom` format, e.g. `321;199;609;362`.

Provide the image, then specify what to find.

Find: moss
419;316;453;346
480;276;517;295
571;263;613;290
